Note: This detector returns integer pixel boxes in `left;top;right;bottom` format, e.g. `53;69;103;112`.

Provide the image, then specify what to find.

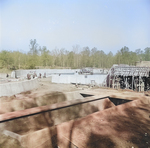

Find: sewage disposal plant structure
0;67;150;147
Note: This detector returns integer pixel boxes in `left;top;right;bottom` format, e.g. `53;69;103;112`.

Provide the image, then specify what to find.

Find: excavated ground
0;78;150;148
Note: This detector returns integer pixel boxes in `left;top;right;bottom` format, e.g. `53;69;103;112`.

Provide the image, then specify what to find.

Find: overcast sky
0;0;150;54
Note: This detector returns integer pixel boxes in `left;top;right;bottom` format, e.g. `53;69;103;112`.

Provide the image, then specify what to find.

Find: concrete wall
52;74;107;85
14;69;108;78
136;61;150;67
14;69;107;85
0;78;39;97
0;73;7;79
14;69;78;78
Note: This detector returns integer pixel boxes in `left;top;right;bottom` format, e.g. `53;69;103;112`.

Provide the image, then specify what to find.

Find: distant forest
0;39;150;70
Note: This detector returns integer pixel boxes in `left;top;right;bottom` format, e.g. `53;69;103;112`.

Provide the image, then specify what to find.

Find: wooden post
109;75;110;88
132;76;134;90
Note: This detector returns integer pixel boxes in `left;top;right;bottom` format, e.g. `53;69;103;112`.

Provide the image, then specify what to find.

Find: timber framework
104;65;150;91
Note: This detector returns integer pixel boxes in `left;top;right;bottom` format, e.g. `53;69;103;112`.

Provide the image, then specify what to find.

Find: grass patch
0;69;12;74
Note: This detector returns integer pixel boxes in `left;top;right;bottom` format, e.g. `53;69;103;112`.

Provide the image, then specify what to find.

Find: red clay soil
56;97;150;148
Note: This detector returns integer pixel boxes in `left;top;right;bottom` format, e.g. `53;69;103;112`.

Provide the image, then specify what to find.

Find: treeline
0;39;150;70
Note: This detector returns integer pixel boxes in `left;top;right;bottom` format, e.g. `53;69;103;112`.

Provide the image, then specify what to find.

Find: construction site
0;65;150;148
